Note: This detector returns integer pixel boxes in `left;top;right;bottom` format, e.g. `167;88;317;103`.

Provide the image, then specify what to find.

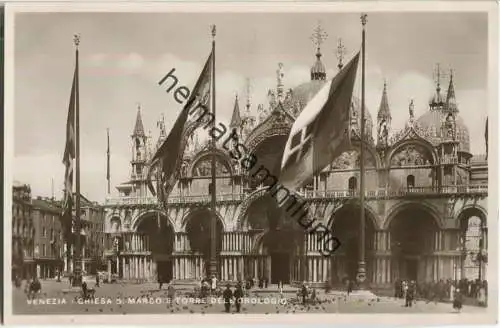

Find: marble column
313;258;317;282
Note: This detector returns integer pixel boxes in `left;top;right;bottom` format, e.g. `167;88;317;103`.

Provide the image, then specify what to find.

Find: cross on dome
310;22;328;55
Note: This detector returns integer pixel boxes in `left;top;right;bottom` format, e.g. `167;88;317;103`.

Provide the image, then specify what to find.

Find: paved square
11;280;487;315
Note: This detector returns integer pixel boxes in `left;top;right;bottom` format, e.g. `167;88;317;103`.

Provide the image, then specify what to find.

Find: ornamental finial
211;25;216;39
310;21;328;55
434;63;443;90
73;34;80;48
336;38;346;70
361;14;368;26
245;77;252;110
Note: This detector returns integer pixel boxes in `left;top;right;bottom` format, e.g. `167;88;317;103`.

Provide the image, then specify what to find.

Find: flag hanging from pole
62;58;78;219
147;49;213;204
279;52;360;191
107;128;110;193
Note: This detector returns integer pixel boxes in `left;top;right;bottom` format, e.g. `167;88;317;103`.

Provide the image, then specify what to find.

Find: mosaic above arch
189;150;233;177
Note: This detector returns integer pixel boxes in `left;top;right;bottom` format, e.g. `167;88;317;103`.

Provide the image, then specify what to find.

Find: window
42;244;46;257
42;227;46;238
50;229;54;240
462;216;484;279
348;177;357;191
407;175;415;188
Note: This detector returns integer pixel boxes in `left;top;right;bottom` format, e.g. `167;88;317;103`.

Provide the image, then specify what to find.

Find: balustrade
105;184;487;206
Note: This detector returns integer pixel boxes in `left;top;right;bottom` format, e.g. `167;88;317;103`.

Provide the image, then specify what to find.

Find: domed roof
416;109;470;153
311;53;326;80
289;80;373;141
291;80;327;109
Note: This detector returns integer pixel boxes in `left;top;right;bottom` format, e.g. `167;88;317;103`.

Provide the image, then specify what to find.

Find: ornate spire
310;22;327;80
133;103;145;137
230;94;242;130
336;38;346;71
276;63;285;102
446;69;458;112
156;113;166;149
377;80;391;121
409;99;415;120
430;63;445;107
377;81;391;148
245;78;252;111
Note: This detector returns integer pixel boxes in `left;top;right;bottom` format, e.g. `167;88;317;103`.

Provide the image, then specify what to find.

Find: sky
13;12;488;203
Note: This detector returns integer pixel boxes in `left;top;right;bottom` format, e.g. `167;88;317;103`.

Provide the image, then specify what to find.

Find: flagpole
357;14;367;288
209;25;218;278
73;34;82;286
107;128;111;194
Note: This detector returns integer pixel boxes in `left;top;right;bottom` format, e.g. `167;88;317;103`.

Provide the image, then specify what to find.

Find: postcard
3;1;498;325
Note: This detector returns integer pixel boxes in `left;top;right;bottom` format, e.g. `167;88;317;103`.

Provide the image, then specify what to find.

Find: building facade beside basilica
104;41;488;288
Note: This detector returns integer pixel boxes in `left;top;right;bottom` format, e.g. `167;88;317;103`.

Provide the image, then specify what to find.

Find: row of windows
347;175;416;190
41;227;58;240
12;204;31;218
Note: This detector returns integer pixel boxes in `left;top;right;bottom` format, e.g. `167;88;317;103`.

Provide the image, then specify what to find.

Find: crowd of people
394;278;488;310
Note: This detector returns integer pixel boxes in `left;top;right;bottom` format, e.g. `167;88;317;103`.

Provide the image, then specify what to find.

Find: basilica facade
103;42;488;288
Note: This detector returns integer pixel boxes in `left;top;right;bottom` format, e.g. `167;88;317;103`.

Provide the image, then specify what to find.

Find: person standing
234;283;244;313
29;277;41;300
405;281;415;307
347;279;353;296
82;281;88;300
478;284;486;307
453;288;463;312
301;282;308;305
223;284;233;313
211;275;218;295
96;273;100;287
167;283;176;303
158;274;163;290
402;280;408;302
394;279;401;298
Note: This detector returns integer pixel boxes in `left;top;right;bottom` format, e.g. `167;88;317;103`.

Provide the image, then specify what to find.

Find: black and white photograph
3;2;498;325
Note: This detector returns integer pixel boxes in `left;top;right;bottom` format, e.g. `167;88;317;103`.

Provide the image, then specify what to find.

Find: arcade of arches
108;213;174;282
107;203;487;285
236;202;487;285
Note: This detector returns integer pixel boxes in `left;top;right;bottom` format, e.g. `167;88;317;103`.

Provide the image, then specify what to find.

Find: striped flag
62;54;78;219
147;49;213;204
280;52;360;191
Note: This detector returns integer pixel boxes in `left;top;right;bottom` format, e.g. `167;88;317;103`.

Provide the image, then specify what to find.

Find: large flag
62;56;78;219
147;49;213;202
280;52;360;191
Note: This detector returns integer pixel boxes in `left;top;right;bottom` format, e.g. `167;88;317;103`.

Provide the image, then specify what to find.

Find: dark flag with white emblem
280;52;360;191
62;52;78;219
147;49;213;204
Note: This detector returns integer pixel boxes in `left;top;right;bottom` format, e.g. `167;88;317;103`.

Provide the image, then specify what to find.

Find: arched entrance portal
185;208;223;278
458;208;487;281
328;204;376;284
246;194;301;284
389;207;438;282
136;213;174;283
